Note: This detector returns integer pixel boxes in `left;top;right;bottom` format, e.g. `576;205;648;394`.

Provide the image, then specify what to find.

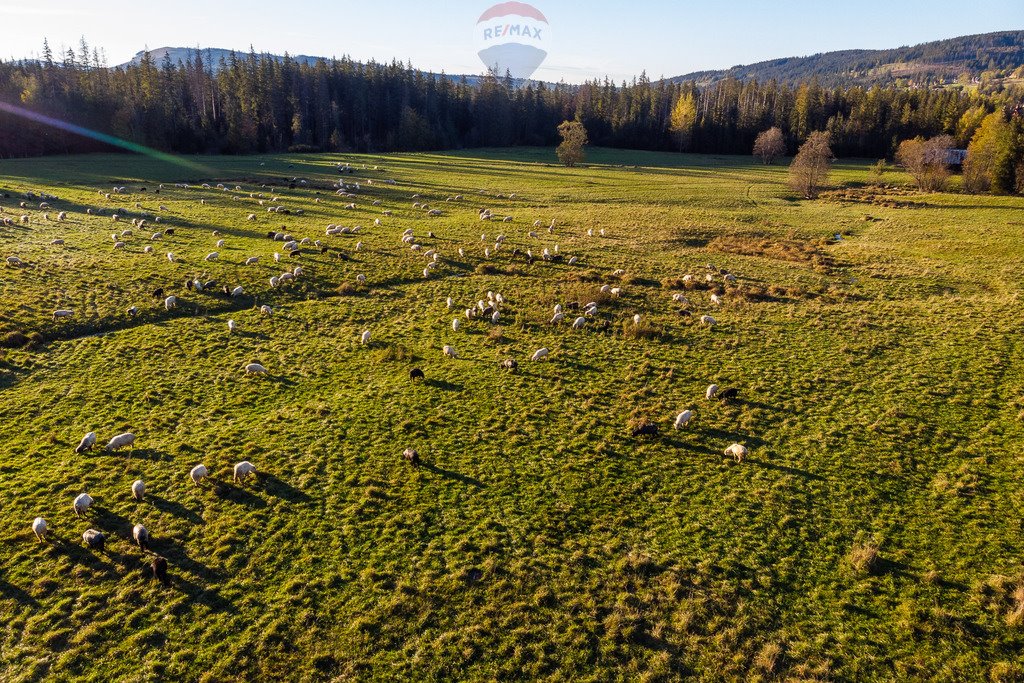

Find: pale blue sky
2;0;1021;82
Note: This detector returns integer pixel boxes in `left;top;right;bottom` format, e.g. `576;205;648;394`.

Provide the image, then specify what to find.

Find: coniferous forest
0;44;1021;161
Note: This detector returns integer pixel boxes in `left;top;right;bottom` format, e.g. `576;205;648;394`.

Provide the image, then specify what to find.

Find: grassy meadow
1;147;1023;681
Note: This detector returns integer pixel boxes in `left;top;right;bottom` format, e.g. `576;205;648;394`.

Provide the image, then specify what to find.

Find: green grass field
1;147;1023;682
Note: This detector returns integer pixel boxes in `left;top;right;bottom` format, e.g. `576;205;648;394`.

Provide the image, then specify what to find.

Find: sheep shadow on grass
152;538;220;582
0;574;39;608
258;473;314;504
742;457;825;482
423;378;463;392
149;493;204;524
212;480;268;509
420;462;485;488
171;575;236;614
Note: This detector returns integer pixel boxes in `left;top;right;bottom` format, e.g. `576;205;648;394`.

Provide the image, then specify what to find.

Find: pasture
1;148;1023;681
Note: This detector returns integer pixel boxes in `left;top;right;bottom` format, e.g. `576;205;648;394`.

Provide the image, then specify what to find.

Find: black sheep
631;423;659;437
500;358;518;372
403;448;420;465
151;557;170;586
409;368;425;381
718;387;739;400
152;287;165;299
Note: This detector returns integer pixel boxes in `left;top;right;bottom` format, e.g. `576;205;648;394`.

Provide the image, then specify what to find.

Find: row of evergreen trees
0;46;1021;163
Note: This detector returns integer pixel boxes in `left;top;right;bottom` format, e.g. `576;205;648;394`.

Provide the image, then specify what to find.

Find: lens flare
0;100;212;173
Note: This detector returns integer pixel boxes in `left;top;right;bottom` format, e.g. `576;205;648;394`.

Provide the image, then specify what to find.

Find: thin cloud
0;5;88;16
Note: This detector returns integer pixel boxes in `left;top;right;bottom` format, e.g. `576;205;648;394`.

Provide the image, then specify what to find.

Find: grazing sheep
83;529;106;551
105;433;136;452
133;524;150;551
551;312;565;324
244;363;268;375
631;422;659;437
500;358;518;372
231;286;244;297
152;556;170;586
452;318;461;332
572;316;586;329
442;345;457;358
190;464;208;485
718;387;739;401
233;460;257;483
126;306;139;317
244;256;259;265
632;314;641;326
228;319;237;334
724;443;747;462
360;330;371;345
53;309;74;321
531;347;550;361
673;410;694;430
710;293;723;305
73;493;94;516
32;517;47;542
247;214;256;221
706;384;719;400
700;315;716;326
164;296;178;310
409;368;425;381
75;431;97;454
403;448;420;465
260;305;272;316
205;252;219;262
132;479;145;501
6;256;24;267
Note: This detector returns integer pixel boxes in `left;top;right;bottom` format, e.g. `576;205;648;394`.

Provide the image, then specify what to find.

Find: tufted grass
0;148;1023;681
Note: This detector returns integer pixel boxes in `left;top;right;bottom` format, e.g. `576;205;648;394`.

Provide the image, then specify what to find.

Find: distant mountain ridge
666;30;1024;86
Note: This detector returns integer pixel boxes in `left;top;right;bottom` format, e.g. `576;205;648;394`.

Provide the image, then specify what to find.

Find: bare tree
753;127;786;165
556;120;588;167
788;131;833;198
896;135;954;192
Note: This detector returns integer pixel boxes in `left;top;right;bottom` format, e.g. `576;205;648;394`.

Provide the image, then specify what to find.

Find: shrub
0;330;30;348
849;538;880;574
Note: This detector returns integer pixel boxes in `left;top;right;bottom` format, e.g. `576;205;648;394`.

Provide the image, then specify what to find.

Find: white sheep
216;239;226;248
133;524;150;551
75;431;97;454
260;305;273;316
53;309;74;321
531;347;550;361
452;318;461;332
233;460;257;483
73;493;94;516
724;443;747;462
442;345;457;358
632;314;641;326
6;256;24;267
710;293;722;305
105;433;136;452
167;252;176;262
245;256;259;265
132;479;145;501
269;276;280;288
491;311;501;324
700;315;716;326
32;517;47;542
360;330;371;345
231;286;244;297
244;362;268;375
190;464;209;485
82;529;106;550
706;384;719;400
228;319;237;333
164;296;178;310
572;316;586;329
205;252;219;262
551;312;565;324
674;410;694;430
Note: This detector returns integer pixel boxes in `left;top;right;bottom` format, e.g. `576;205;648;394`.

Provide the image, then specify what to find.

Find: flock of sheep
7;159;752;580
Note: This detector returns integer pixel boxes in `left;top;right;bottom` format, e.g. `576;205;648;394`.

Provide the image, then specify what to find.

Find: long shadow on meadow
421;462;485;488
259;473;314;505
213;480;268;509
0;574;40;608
149;493;204;524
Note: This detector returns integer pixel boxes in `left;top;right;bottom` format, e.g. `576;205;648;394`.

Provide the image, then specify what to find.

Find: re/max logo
482;24;543;41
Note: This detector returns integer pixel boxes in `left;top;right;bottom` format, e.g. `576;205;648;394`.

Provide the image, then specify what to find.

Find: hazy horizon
2;0;1021;83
